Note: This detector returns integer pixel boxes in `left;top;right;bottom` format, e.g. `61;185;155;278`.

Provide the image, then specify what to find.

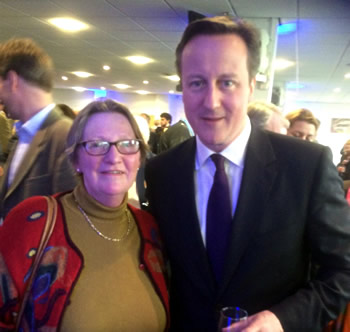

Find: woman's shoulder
2;195;64;231
128;204;156;225
128;204;162;245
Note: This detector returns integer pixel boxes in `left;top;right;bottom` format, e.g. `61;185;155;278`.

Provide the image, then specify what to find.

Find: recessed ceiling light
100;86;106;90
61;76;68;81
333;88;341;93
169;90;175;94
273;59;294;70
113;84;131;89
143;80;149;84
126;56;154;65
345;73;350;79
165;75;180;82
72;71;94;78
103;65;110;71
48;17;89;32
72;87;86;92
136;90;150;95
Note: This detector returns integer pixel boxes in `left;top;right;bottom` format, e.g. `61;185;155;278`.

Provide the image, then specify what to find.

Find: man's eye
189;80;204;89
221;80;236;88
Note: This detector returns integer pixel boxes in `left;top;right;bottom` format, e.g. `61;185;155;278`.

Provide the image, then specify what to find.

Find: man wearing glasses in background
145;16;350;332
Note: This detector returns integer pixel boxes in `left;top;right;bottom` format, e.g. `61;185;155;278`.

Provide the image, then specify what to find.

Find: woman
0;100;169;331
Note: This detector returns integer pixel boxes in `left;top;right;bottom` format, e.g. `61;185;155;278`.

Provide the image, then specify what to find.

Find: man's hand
222;310;283;332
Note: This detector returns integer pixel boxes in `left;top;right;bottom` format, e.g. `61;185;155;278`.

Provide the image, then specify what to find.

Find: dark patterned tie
206;154;232;282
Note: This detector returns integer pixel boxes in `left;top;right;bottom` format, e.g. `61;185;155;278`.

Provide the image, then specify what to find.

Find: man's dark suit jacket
145;127;350;332
0;107;77;219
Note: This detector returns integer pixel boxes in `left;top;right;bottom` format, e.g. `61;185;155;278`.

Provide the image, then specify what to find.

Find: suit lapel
218;128;278;296
3;108;60;199
0;135;17;200
166;138;217;294
5;127;47;198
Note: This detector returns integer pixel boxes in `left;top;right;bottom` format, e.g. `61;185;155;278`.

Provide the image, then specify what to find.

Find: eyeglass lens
83;140;140;155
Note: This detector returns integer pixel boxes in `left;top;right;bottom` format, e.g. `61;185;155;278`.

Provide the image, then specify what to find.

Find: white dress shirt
194;118;251;246
8;104;55;186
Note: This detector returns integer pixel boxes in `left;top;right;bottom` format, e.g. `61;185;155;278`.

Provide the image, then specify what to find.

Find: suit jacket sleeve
270;146;350;330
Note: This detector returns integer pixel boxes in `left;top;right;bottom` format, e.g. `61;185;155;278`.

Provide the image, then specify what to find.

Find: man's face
287;120;317;142
160;117;169;128
0;74;19;120
181;34;254;152
266;113;289;135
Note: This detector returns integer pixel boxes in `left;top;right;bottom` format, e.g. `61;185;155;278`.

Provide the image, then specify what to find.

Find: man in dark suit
145;16;350;331
0;38;76;221
158;119;192;153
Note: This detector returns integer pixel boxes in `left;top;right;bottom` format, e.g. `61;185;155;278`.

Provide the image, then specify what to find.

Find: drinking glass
217;306;248;331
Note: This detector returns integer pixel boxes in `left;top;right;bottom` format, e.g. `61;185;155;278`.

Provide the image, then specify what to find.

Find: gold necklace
75;198;131;242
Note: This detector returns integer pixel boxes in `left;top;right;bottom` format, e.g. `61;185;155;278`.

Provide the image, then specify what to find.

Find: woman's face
76;112;141;207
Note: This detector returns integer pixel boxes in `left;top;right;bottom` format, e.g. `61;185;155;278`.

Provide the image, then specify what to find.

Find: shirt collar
195;116;251;170
15;103;55;137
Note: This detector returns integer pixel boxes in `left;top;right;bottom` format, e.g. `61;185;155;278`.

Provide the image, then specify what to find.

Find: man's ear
249;77;256;100
6;70;19;91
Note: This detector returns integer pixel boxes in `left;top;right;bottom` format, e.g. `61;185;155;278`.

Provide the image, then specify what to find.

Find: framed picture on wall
331;118;350;133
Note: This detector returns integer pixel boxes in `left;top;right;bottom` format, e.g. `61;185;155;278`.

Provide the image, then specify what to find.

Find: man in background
158;118;192;153
145;16;350;332
0;38;76;221
248;100;289;134
285;108;320;142
151;112;172;154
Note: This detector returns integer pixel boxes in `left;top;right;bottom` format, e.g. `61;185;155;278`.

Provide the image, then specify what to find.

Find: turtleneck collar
72;179;129;222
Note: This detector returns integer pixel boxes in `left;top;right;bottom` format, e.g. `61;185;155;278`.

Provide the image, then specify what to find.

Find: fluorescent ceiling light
48;17;89;32
136;90;150;95
165;75;180;82
286;81;305;89
103;65;110;71
126;56;154;65
72;87;86;92
345;73;350;79
169;90;175;94
61;76;68;81
113;84;131;89
273;59;294;70
72;71;94;78
277;23;297;35
143;80;149;84
100;86;106;90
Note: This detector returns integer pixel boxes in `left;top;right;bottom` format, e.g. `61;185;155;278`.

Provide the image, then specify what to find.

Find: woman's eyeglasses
79;139;141;156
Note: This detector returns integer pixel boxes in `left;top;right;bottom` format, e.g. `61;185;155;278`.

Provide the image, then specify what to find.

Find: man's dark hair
160;112;172;124
175;16;261;81
0;38;54;92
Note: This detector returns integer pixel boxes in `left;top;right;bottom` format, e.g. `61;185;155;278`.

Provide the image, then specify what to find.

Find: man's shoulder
41;107;73;135
149;137;195;165
253;128;326;156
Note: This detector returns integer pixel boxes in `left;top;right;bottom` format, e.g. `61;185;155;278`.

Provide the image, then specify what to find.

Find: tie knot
210;154;225;171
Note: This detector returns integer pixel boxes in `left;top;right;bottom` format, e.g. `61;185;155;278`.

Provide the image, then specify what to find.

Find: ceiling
0;0;350;104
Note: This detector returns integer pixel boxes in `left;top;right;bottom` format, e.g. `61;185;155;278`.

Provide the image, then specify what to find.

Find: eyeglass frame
78;139;142;156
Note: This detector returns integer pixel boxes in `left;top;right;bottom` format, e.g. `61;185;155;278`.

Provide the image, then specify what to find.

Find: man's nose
203;85;221;109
